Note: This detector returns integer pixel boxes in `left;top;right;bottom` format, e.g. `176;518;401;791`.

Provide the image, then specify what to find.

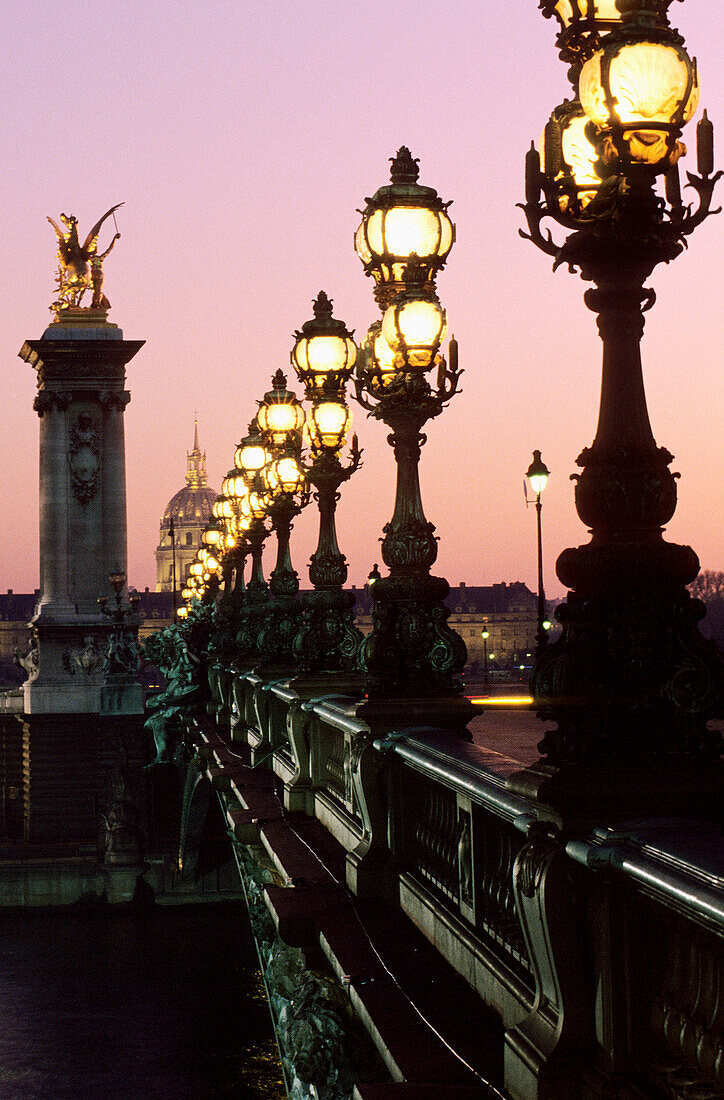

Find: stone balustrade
187;665;724;1099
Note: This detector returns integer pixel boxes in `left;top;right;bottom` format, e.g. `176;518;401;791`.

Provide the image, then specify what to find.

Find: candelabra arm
677;170;723;237
353;376;378;413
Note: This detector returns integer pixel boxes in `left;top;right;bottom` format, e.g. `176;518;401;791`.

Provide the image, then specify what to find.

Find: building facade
155;423;217;593
354;581;542;672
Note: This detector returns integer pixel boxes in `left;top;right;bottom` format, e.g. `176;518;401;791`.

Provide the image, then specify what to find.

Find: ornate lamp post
255;372;309;663
525;451;551;651
482;626;490;687
289;292;364;672
354;149;467;708
231;420;273;657
520;0;723;785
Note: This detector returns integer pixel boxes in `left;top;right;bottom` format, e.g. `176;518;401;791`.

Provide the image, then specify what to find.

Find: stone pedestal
19;313;144;714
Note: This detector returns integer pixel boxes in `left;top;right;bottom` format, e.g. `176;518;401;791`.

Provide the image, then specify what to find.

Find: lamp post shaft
536;495;545;648
382;414;437;572
292;457;363;673
169;516;177;615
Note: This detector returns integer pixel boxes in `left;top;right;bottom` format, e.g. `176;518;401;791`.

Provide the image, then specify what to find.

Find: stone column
19;313;144;714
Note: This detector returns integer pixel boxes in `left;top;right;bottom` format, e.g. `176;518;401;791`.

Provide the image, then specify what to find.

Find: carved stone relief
68;411;101;504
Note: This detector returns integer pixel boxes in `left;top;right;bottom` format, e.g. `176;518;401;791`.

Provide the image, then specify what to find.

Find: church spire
186;418;207;487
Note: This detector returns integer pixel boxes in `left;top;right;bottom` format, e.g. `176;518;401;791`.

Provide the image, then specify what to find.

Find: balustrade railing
203;666;723;1100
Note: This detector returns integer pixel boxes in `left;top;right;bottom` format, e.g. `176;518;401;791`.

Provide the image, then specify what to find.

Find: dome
155;421;218;593
159;419;217;530
162;484;217;527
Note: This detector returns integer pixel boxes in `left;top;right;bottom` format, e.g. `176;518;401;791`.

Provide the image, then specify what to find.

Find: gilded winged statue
47;203;123;312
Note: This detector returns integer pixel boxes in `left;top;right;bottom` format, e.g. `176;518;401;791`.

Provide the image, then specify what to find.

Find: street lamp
520;1;724;770
525;450;550;651
354;150;468;710
256;371;309;663
355;145;454;308
481;627;489;686
290;292;364;672
232;419;273;656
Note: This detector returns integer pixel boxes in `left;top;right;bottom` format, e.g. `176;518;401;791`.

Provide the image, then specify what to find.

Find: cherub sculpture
47;204;123;312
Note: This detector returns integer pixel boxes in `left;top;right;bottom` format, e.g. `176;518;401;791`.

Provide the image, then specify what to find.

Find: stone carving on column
33;390;73;416
14;631;39;679
99;390;131;410
68;412;101;505
63;635;105;675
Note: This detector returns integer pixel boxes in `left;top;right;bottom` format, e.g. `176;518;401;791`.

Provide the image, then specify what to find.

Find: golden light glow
541;111;601;210
360;206;453;263
552;0;621;27
248;490;270;520
202;525;221;548
266;456;306;495
580;42;699;166
293;334;356;382
467;696;534;706
381;297;446;370
257;400;305;442
308;401;351;450
234;442;268;475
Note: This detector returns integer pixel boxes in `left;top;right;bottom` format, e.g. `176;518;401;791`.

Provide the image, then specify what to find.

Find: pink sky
2;0;722;599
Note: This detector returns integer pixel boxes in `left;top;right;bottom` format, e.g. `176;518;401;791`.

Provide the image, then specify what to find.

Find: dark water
0;902;286;1100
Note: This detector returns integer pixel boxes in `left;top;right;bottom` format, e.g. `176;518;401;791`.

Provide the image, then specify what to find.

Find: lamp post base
292;588;363;672
361;573;467;699
532;539;724;766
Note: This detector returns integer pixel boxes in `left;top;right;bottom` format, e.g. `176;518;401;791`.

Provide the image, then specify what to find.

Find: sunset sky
2;0;722;599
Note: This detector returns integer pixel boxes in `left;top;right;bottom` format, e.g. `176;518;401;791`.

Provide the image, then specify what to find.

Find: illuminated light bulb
308;401;352;450
234;442;267;475
580;41;699;168
381;296;447;370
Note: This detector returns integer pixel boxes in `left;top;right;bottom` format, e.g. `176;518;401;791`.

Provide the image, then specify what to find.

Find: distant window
185;532;193;546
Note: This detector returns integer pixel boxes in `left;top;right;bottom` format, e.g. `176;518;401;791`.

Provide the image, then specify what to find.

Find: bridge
171;667;724;1100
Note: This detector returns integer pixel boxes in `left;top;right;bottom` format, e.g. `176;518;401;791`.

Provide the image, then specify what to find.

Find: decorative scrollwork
68;412;101;505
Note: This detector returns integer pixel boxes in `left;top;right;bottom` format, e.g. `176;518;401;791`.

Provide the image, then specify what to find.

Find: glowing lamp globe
542;101;602;210
234;441;268;480
381;295;447;371
355;147;454;297
291;292;356;393
257;371;305;445
201;519;223;549
526;450;551;496
247;490;270;521
579;40;699;168
307;401;352;451
266;456;306;497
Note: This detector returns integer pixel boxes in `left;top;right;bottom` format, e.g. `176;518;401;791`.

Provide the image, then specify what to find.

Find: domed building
155;423;218;592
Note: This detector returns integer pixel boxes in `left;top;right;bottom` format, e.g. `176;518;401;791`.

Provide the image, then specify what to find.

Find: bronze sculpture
47;203;123;312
